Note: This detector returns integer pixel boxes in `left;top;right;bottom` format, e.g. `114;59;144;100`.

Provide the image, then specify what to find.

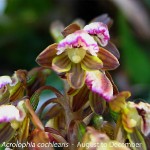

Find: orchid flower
83;22;110;47
36;29;119;89
83;21;120;59
0;76;12;89
0;72;27;143
37;30;102;89
68;71;115;114
0;101;26;129
0;76;12;105
109;91;131;113
0;76;12;95
110;98;150;136
0;70;27;104
79;127;130;150
109;92;142;133
121;102;141;133
62;21;120;59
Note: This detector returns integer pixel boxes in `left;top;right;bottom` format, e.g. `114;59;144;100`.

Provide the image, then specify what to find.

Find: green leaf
0;145;5;150
144;0;150;8
118;13;150;84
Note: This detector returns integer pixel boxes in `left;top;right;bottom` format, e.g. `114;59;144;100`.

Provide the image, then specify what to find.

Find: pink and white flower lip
0;76;12;89
83;22;110;47
0;101;26;123
57;30;99;56
85;71;113;101
134;102;150;136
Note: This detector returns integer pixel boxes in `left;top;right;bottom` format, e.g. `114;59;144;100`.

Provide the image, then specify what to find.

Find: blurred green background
0;0;150;101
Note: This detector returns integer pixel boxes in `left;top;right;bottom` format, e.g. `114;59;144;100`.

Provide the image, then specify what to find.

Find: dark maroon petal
62;23;81;37
67;64;86;89
91;14;113;29
36;43;58;68
105;71;119;95
104;41;120;59
72;85;90;112
0;123;15;143
89;92;106;115
97;47;119;70
67;87;79;96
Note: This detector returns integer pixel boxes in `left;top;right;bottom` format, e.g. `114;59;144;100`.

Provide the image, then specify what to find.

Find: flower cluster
109;91;150;136
36;21;119;101
0;14;149;150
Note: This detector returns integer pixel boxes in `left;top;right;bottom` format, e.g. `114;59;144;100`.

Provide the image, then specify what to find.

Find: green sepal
30;85;63;111
0;89;10;105
26;73;37;87
77;122;86;142
30;89;41;111
110;108;120;122
127;128;147;150
9;82;25;101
